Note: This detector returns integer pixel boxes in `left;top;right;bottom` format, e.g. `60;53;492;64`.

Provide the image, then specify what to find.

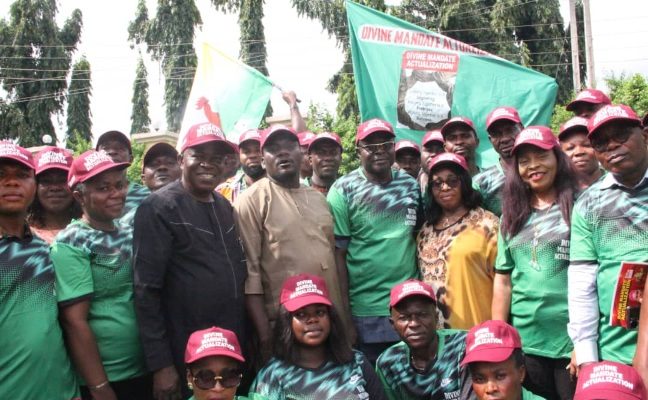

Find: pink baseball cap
34;146;73;175
0;141;35;170
308;132;342;152
422;130;445;146
511;126;559;154
566;89;612;112
486;107;522;131
587;104;642;138
575;361;646;400
441;116;475;136
260;124;298;150
238;129;262;145
356;118;395;144
297;131;317;147
389;279;436;308
558;117;589;140
460;320;522;366
180;122;237;154
184;327;245;364
67;150;130;189
395;140;421;155
280;274;332;312
427;152;468;173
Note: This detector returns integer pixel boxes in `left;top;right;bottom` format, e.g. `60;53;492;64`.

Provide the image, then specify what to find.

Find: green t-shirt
473;164;505;217
119;182;150;225
570;178;648;364
0;232;79;399
495;204;573;359
375;330;474;400
327;168;422;317
522;387;546;399
51;219;147;382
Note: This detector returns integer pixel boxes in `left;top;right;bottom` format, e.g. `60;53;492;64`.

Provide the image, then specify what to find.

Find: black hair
27;174;82;228
273;304;354;365
425;163;482;225
501;146;578;238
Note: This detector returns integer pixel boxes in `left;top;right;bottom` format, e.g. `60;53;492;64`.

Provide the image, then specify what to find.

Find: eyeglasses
431;176;461;191
192;369;242;390
590;127;635;152
358;141;395;153
488;124;521;141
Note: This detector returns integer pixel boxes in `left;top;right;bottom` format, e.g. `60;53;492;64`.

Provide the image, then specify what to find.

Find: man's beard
243;164;265;180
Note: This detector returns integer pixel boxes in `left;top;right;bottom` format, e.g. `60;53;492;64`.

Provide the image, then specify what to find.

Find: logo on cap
290;279;325;300
196;123;224;139
364;119;390;131
0;143;29;160
592;105;632;127
469;327;504;351
196;331;236;354
84;151;113;171
38;150;68;168
576;90;598;101
517;127;544;142
489;108;514;122
398;281;432;300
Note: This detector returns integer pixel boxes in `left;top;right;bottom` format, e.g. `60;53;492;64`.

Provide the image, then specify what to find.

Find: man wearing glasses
569;105;648;370
327;118;422;363
472;107;524;216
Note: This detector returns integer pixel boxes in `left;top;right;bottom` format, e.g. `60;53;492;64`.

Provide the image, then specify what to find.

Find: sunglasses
192;369;242;390
359;141;395;153
431;175;461;190
590;127;635;153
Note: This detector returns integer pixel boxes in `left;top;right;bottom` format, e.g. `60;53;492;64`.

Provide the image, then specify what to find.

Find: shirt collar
600;166;648;190
0;222;33;241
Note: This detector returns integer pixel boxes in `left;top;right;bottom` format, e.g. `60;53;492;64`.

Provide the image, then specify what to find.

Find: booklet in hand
610;261;648;330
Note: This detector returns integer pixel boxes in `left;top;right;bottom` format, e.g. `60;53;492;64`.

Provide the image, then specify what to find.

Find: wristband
88;380;109;391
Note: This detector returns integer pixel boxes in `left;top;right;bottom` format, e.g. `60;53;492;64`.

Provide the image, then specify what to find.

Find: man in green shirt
0;141;79;399
328;118;422;363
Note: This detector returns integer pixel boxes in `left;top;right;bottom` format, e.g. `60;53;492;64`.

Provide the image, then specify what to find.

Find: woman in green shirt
492;127;578;400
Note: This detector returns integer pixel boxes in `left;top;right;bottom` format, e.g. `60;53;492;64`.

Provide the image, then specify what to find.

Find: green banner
347;1;558;167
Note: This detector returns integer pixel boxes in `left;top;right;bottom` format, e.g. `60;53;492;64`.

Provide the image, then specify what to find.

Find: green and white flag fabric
180;41;273;144
347;1;558;167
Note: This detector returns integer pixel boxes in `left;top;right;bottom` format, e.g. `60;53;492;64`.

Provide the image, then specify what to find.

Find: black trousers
80;374;153;400
523;354;576;400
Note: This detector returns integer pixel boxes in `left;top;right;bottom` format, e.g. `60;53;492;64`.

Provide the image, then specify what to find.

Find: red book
609;261;648;329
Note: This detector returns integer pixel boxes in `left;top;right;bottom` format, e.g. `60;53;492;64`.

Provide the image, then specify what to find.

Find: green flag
347;1;558;167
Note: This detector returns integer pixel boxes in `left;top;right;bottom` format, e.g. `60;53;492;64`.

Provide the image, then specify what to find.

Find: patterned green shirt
0;230;79;399
473;163;505;217
496;204;573;359
376;330;473;400
51;219;147;382
120;182;150;225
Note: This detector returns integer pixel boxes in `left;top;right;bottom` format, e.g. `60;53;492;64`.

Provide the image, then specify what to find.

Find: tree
66;57;92;149
606;73;648;117
129;0;201;133
130;56;151;134
0;0;82;146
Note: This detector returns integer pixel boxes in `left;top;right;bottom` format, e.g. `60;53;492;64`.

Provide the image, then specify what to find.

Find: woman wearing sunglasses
248;274;386;399
185;327;248;400
416;152;499;330
492;126;578;400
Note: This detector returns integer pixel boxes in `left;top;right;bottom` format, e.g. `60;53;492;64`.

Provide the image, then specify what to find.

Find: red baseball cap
460;320;522;366
68;150;130;189
356;118;395;144
180;122;237;154
395;140;421;155
34;146;73;175
238;129;262;145
441;116;475;136
280;274;332;312
389;279;436;308
486;107;522;131
297;131;317;147
308;132;342;152
558;117;589;140
422;130;445;146
512;126;559;154
0;141;35;170
184;326;245;364
575;361;646;400
427;152;468;173
260;124;298;150
588;104;642;139
96;130;132;153
566;89;612;112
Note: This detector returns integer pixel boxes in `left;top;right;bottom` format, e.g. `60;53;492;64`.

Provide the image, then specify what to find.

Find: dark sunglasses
192;369;242;390
359;141;395;153
431;175;461;190
590;127;635;153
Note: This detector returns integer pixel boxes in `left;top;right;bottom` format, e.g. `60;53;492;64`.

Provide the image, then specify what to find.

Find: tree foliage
66;57;92;148
130;56;151;134
129;0;201;133
0;0;82;146
606;74;648;117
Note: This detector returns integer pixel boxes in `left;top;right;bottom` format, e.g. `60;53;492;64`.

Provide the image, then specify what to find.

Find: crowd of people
1;87;648;400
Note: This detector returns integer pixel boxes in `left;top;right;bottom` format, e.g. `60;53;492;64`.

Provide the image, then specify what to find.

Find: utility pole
583;0;596;88
569;0;581;92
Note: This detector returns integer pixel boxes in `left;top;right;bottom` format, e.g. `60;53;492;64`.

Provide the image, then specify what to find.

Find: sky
2;0;648;144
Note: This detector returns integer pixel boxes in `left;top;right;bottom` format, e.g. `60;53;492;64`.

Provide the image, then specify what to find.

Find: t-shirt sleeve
233;191;265;295
247;364;281;400
570;202;597;262
50;241;93;304
374;360;397;400
494;229;514;274
326;184;351;245
360;354;387;400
